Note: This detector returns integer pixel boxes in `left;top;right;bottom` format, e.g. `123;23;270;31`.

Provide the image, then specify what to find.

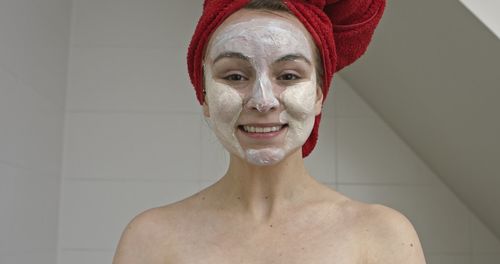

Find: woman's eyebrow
274;54;311;65
213;52;251;64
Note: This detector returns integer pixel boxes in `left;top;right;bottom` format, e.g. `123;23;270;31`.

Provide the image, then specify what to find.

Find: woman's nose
245;77;279;112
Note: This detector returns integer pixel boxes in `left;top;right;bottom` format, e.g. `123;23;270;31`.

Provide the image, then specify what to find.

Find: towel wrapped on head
187;0;386;158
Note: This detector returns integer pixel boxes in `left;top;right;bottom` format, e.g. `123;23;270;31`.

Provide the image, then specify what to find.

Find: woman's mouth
237;124;288;139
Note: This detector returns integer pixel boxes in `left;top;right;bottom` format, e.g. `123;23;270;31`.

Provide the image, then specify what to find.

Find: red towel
187;0;386;158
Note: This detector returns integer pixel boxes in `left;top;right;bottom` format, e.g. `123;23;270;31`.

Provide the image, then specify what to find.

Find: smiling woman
112;1;427;263
203;11;322;166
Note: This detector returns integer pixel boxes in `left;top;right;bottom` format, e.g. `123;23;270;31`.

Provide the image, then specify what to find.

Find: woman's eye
224;74;247;81
278;73;300;81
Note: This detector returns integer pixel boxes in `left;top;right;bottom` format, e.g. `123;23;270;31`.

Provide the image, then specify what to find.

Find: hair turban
187;0;386;158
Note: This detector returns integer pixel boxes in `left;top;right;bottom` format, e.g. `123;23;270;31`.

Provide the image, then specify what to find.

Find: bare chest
164;220;364;264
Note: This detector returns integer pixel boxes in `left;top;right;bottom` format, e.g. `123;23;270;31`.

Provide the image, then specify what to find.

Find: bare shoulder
316;188;426;263
355;203;427;264
112;203;184;264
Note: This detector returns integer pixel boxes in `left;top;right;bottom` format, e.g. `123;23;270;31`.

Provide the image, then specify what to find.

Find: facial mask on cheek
279;73;318;154
204;69;246;159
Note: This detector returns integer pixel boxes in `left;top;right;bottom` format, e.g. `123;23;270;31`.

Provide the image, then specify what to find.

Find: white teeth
242;125;283;133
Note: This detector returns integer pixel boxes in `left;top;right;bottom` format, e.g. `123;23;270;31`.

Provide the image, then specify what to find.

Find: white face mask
204;16;320;166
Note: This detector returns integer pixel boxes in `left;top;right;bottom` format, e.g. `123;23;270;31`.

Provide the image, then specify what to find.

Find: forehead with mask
202;8;323;166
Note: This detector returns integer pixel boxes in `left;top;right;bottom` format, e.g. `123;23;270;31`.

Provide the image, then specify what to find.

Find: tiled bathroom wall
0;0;72;263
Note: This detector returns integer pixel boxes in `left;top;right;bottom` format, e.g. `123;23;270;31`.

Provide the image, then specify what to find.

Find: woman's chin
244;147;286;166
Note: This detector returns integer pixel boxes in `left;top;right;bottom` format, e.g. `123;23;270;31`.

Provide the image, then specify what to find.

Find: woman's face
203;9;323;166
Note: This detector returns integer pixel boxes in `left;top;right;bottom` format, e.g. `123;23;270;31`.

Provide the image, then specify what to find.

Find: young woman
113;0;427;263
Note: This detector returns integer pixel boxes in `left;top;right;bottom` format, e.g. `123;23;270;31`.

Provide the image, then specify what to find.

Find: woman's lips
237;124;288;139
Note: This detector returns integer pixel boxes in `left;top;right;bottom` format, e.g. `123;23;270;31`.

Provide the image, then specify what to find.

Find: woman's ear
314;86;323;115
202;100;210;118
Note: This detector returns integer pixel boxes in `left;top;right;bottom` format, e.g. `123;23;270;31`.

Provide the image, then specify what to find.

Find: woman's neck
211;149;323;223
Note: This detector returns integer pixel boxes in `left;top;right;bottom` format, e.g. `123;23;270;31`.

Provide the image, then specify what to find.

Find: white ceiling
459;0;500;39
339;0;500;238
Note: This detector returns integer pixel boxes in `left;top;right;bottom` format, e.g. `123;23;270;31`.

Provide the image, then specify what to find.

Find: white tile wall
70;0;201;48
0;69;64;174
0;0;71;108
59;179;200;250
57;1;500;264
426;254;471;264
63;112;201;180
200;116;230;182
337;183;471;254
304;116;337;184
336;116;434;185
0;1;71;263
331;76;377;118
0;249;57;264
473;254;500;264
0;164;16;251
471;213;500;254
1;165;60;252
58;249;114;264
66;46;199;113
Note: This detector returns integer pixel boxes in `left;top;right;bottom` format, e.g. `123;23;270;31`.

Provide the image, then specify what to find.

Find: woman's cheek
209;82;242;123
280;79;317;120
205;78;247;158
279;77;318;152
